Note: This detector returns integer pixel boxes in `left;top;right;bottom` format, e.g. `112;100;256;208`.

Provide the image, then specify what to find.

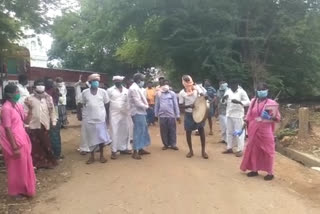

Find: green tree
0;0;58;56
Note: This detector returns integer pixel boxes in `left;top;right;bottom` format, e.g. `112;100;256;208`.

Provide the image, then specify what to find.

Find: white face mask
162;85;170;92
36;85;45;93
57;83;64;87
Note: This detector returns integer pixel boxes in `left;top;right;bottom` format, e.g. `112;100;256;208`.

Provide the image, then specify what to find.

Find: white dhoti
110;111;132;153
226;117;245;152
219;114;227;142
81;121;111;152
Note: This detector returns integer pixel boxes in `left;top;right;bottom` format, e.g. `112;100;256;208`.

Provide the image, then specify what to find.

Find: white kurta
107;86;132;153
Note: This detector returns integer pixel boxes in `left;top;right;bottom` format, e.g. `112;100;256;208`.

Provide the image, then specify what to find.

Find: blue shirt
155;91;180;118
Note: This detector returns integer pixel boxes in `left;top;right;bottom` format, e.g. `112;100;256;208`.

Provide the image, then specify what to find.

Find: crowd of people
0;72;280;200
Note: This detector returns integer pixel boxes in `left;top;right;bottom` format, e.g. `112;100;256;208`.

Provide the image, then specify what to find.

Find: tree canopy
49;0;320;98
0;0;58;56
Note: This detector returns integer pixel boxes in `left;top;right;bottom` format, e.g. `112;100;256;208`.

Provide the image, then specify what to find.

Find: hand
177;118;181;124
24;99;32;109
233;130;243;137
222;95;229;102
13;148;21;159
79;74;82;81
231;99;242;105
261;111;272;120
204;95;209;100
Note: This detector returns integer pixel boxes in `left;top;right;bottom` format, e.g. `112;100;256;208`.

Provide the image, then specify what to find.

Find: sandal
86;157;95;165
264;174;274;181
247;171;259;177
186;152;194;158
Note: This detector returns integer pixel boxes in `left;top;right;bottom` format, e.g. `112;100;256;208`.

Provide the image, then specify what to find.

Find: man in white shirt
107;76;132;160
128;73;151;160
17;74;30;106
77;74;111;164
222;80;250;157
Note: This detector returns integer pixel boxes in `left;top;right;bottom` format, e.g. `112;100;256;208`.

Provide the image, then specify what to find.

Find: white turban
88;73;101;81
112;76;125;81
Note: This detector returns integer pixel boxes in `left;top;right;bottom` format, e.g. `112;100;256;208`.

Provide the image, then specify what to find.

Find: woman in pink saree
240;83;280;181
0;84;36;198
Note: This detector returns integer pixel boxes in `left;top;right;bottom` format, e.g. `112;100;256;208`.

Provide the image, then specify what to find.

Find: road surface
29;116;320;214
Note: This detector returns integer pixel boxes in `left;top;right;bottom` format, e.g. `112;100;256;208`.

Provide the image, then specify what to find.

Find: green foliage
0;0;58;56
49;0;320;98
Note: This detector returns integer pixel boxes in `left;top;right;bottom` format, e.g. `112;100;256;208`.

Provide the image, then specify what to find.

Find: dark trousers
159;117;177;147
49;119;62;158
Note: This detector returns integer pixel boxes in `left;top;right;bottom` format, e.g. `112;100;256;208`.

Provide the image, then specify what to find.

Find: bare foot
86;157;95;164
100;157;107;163
202;152;209;159
186;151;194;158
209;131;213;135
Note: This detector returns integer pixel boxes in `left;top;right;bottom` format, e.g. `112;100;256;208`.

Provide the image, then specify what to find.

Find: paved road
32;118;320;214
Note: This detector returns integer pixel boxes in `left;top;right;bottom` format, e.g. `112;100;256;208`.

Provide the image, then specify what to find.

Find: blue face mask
138;81;145;88
90;81;99;89
220;83;228;90
257;90;268;98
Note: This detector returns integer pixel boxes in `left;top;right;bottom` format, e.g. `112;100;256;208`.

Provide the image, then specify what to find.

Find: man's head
56;77;63;83
219;80;228;90
112;76;125;88
88;73;101;89
147;81;153;89
126;78;134;88
133;73;145;87
34;79;45;94
18;74;28;86
229;79;239;92
162;79;170;92
158;77;165;86
44;77;55;90
203;79;211;88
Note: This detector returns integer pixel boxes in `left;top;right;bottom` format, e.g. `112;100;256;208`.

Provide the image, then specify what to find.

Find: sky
24;0;80;54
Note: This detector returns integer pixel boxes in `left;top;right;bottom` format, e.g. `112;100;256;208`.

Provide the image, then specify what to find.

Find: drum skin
192;96;209;123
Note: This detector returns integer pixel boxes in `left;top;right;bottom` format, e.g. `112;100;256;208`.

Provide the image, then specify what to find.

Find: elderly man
222;79;250;157
77;74;111;164
155;80;180;150
107;76;132;160
128;73;151;160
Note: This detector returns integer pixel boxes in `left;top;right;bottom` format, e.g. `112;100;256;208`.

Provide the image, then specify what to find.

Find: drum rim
192;96;209;123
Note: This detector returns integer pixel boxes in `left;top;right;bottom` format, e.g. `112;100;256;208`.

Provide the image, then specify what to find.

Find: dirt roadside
1;115;320;214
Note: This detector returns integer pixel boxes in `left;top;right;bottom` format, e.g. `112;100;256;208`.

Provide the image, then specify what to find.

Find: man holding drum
179;75;208;159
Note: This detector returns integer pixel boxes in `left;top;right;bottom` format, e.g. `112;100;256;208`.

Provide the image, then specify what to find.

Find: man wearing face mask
77;74;111;164
222;79;250;157
25;79;58;169
128;73;151;160
17;74;30;107
107;76;132;160
56;77;68;128
155;80;180;150
216;80;229;144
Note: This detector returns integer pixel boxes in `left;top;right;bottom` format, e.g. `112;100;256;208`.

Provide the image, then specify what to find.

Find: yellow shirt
145;88;156;105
